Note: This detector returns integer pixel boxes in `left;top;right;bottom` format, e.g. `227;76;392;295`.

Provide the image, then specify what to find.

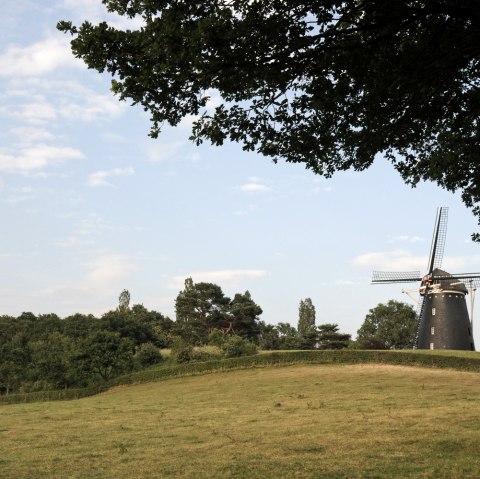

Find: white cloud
353;250;425;271
240;183;271;192
0;36;80;78
1;185;36;205
353;250;480;273
75;213;113;236
147;141;185;162
54;236;93;249
335;280;355;286
239;176;272;192
0;144;84;172
388;235;425;243
85;254;137;285
86;167;135;187
169;269;268;289
17;98;57;124
60;92;125;122
9;126;54;144
442;256;480;271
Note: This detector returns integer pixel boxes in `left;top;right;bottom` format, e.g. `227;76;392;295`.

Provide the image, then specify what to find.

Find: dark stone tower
416;268;474;350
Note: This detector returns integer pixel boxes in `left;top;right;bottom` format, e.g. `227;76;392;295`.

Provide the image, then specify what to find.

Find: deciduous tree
58;2;480;232
298;298;316;337
357;300;417;349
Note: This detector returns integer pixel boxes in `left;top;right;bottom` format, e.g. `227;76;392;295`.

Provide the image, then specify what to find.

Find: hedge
2;349;480;405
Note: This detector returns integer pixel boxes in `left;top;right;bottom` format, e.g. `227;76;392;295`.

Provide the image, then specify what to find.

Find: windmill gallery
372;207;480;351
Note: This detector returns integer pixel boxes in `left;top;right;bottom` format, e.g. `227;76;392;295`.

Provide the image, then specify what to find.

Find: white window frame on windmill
432;307;436;316
430;342;435;350
431;327;435;335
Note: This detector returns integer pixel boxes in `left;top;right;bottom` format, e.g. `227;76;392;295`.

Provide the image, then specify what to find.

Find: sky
2;0;480;343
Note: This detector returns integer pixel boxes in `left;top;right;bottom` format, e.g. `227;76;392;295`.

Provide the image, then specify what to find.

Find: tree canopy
175;278;262;342
58;1;480;232
356;300;418;349
298;298;316;337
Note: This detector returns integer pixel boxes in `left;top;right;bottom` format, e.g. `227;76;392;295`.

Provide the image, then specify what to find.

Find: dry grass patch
2;364;480;478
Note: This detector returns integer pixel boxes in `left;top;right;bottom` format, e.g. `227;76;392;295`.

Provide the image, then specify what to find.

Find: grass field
2;363;480;478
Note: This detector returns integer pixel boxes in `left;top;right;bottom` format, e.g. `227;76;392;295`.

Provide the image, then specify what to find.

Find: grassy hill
2;351;480;478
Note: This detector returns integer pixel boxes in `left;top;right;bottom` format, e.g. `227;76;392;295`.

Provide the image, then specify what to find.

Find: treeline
0;279;352;395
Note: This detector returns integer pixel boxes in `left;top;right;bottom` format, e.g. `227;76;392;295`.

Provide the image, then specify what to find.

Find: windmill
372;207;480;351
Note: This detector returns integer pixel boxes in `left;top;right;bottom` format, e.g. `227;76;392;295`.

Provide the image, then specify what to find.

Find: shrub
222;335;258;358
191;345;224;361
134;343;163;367
208;329;226;347
171;338;193;363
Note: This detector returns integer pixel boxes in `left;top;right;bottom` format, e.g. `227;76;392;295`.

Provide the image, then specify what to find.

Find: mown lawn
2;364;480;478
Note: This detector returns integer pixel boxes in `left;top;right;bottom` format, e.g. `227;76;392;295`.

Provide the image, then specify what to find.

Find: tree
77;331;135;382
317;323;351;350
175;278;230;343
275;322;301;350
118;289;130;312
224;291;263;339
59;2;480;232
297;298;316;337
101;309;158;346
28;333;77;390
134;343;163;367
257;321;281;350
356;300;417;349
63;313;99;339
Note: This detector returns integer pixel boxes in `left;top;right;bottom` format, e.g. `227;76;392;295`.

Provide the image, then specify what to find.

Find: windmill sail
413;295;426;349
427;207;448;274
372;271;421;283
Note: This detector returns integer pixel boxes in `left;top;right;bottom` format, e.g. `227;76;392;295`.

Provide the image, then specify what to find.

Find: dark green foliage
226;291;263;339
63;313;100;339
208;328;226;347
175;278;262;342
58;2;480;232
134;343;163;368
298;298;316;337
28;333;77;390
222;335;257;358
171;337;193;364
175;278;230;344
317;323;351;350
77;331;135;381
257;321;281;350
275;322;302;350
102;309;158;346
0;304;174;394
118;289;130;312
357;300;417;349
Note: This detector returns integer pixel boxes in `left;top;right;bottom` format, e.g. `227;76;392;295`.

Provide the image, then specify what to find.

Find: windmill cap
431;268;469;294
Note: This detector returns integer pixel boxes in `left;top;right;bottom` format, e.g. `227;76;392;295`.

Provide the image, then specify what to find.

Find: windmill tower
372;207;480;351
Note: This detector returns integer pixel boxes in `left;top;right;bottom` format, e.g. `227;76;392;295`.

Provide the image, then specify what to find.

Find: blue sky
2;1;480;343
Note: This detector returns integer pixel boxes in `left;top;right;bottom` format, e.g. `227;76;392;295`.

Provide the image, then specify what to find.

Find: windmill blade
413;294;426;349
433;273;480;289
427;207;448;274
372;271;421;284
